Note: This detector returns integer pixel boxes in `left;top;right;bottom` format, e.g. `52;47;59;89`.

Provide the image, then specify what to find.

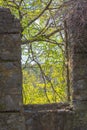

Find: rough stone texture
67;0;87;110
24;102;70;111
0;8;21;33
1;1;87;129
0;7;25;130
0;113;25;130
0;34;21;61
0;61;22;111
23;1;87;130
0;8;22;111
24;103;74;130
67;0;87;129
0;7;74;130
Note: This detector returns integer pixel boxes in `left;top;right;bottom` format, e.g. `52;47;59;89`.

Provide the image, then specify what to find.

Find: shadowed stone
67;0;87;129
0;7;25;130
0;8;21;33
0;34;21;61
1;1;87;130
0;113;25;130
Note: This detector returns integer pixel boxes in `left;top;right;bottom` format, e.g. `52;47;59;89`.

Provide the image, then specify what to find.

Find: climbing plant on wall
0;0;72;104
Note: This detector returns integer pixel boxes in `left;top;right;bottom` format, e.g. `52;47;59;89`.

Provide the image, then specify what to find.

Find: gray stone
0;7;25;130
24;105;74;130
0;7;21;33
0;113;25;130
1;1;87;130
0;34;21;61
67;0;87;129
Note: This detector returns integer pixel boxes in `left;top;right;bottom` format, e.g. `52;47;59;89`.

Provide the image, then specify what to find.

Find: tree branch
24;0;53;29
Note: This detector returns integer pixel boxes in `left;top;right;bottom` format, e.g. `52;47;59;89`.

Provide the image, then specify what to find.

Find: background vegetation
0;0;71;104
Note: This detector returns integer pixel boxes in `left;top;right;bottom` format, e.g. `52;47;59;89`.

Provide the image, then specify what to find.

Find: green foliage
22;41;67;104
23;64;67;104
0;0;69;104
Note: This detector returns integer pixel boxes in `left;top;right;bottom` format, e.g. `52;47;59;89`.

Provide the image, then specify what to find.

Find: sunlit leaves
22;39;67;104
23;68;66;104
0;0;68;104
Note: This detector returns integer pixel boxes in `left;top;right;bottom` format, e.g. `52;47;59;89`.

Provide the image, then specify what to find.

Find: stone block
73;110;87;130
73;79;87;91
0;7;25;130
0;112;25;130
24;104;74;130
72;54;87;68
73;90;87;101
0;8;21;33
0;62;22;90
72;68;87;81
24;103;69;112
73;100;87;111
0;62;22;111
0;95;22;111
0;34;21;61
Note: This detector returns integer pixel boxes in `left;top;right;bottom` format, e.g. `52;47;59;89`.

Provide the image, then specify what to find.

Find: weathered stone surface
0;61;22;111
0;7;21;33
24;104;74;130
24;102;70;112
67;0;87;109
73;111;87;130
0;113;25;130
0;34;21;61
0;7;23;111
67;0;87;129
0;95;22;111
1;2;87;130
0;7;25;130
73;100;87;111
0;62;22;91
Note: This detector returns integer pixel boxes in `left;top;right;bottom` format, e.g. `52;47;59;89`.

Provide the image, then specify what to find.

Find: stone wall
23;1;87;129
67;0;87;129
24;103;74;130
0;8;25;130
1;0;87;129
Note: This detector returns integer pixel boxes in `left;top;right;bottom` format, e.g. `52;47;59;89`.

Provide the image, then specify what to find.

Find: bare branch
46;27;63;38
24;0;53;29
30;44;50;103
